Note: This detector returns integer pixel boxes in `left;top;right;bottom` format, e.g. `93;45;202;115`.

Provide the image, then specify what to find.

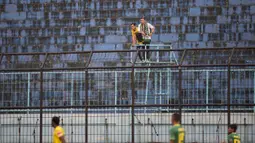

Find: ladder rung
135;102;145;104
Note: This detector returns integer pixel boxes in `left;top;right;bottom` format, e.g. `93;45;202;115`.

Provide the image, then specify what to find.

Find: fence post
227;48;235;125
159;71;162;110
27;73;31;114
85;51;93;143
206;70;209;112
131;66;135;143
114;71;117;114
0;73;2;106
39;71;43;143
178;67;182;119
105;118;109;143
227;65;231;125
71;73;74;107
179;50;186;121
39;53;48;143
167;68;171;111
131;50;138;143
85;70;89;143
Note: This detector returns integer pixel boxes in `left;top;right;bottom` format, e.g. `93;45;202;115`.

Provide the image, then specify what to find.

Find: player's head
52;116;60;128
140;16;146;24
130;23;136;30
228;124;237;133
171;113;181;125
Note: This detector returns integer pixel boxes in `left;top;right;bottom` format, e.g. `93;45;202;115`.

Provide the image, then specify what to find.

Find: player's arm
56;129;66;143
170;128;176;143
59;136;66;143
227;135;232;143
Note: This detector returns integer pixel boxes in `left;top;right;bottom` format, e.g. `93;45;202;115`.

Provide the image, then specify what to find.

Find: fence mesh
0;48;254;143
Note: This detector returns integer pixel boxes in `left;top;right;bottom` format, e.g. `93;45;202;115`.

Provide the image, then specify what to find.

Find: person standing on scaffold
131;23;144;62
137;16;155;62
131;17;155;62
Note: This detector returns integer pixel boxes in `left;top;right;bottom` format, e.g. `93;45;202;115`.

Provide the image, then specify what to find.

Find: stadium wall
0;113;254;143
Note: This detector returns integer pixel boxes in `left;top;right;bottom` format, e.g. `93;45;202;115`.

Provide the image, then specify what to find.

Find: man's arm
132;35;137;46
148;23;155;36
59;136;66;143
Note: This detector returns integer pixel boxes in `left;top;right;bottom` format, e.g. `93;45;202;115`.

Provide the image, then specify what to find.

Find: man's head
52;116;60;128
171;113;181;125
130;23;136;30
140;16;146;24
228;124;237;134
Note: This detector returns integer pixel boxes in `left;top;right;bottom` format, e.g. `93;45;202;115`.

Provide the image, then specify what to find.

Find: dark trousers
137;40;151;61
137;45;144;61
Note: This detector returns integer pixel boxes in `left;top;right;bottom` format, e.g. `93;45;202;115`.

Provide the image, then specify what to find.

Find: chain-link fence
0;48;254;143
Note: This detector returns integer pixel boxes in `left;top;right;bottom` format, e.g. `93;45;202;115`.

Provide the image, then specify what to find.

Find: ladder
131;44;178;112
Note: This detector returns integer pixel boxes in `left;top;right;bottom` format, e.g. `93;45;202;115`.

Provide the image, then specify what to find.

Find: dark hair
130;23;136;26
228;124;237;132
52;116;60;125
141;16;145;19
172;113;181;122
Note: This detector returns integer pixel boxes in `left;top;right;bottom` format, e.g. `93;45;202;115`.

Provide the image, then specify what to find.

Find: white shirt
138;23;154;40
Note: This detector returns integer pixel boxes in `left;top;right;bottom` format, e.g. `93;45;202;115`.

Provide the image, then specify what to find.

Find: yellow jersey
53;126;65;143
131;27;143;45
